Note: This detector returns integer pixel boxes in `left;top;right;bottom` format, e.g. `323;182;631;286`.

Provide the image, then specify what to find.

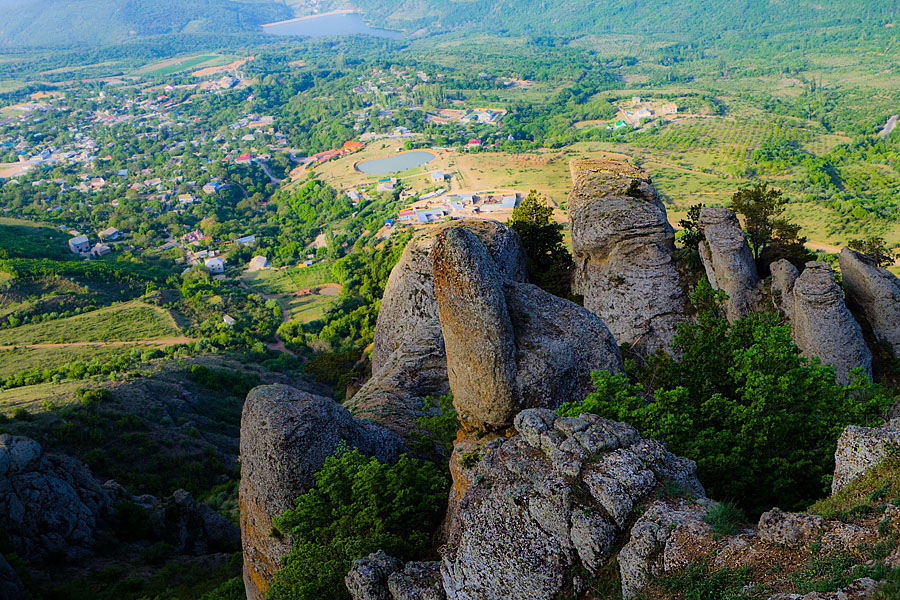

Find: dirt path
0;338;195;351
238;280;296;357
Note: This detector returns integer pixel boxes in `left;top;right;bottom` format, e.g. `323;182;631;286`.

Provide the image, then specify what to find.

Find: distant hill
0;0;293;48
347;0;897;43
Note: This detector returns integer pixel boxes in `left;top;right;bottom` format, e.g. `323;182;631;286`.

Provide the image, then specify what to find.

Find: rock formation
440;409;703;600
832;421;900;493
431;226;624;432
568;159;687;355
432;227;519;431
620;498;885;599
839;246;900;356
346;551;444;600
698;206;760;321
780;262;872;384
240;384;406;600
347;220;527;437
0;434;111;563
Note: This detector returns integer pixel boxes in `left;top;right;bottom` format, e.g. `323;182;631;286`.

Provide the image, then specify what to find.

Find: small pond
262;12;403;39
356;151;436;174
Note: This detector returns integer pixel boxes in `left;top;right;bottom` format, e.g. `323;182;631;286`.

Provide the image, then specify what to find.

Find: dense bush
559;279;894;515
268;448;449;600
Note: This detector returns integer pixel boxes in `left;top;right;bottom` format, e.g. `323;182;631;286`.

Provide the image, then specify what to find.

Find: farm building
236;235;257;247
248;256;268;270
223;315;236;326
430;170;445;183
377;181;395;193
90;243;111;258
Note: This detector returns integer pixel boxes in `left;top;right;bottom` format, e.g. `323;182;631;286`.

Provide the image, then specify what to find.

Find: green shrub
12;408;30;421
267;449;449;600
142;541;174;565
704;502;746;536
653;560;751;600
409;394;458;455
559;278;895;515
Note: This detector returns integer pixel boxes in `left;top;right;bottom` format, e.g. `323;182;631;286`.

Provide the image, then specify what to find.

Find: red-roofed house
342;140;364;152
466;139;482;149
236;153;252;164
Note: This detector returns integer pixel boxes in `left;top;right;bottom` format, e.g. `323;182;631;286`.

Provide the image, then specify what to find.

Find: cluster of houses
67;225;120;259
394;192;520;225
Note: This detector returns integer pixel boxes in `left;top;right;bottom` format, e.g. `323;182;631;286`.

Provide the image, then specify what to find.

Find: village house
68;235;90;255
236;235;256;247
90;243;111;258
98;226;119;240
205;257;225;274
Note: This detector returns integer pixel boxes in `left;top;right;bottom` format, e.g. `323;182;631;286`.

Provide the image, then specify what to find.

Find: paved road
881;115;898;138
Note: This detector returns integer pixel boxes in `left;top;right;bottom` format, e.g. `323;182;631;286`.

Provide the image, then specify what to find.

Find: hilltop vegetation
0;0;291;48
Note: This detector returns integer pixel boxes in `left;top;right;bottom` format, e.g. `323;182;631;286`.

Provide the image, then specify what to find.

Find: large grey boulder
698;206;760;321
349;220;526;437
839;247;900;356
430;227;623;432
432;227;520;431
788;262;872;384
239;384;405;600
440;409;704;600
0;434;111;563
568;159;687;355
832;422;900;493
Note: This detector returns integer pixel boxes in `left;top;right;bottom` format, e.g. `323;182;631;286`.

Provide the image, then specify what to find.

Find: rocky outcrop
770;258;800;315
348;220;527;437
766;579;879;600
832;421;900;493
440;409;704;600
240;384;406;600
432;227;519;431
0;434;111;563
698;206;760;321
431;227;623;432
346;551;444;600
568;159;687;355
839;247;900;356
778;262;872;384
620;499;883;599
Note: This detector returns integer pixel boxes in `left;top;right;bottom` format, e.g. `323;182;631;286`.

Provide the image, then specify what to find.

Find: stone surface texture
786;262;872;384
698;206;760;321
839;246;900;356
832;422;900;493
440;409;704;600
568;159;687;355
239;384;405;600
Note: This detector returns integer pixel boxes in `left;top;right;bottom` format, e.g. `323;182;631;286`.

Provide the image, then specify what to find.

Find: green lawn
142;55;218;76
242;263;336;296
284;294;333;323
0;302;179;345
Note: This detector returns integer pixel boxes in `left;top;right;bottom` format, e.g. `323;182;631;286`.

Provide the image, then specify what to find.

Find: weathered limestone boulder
504;281;623;414
240;384;406;600
0;434;111;563
770;258;800;316
346;552;444;600
431;226;623;432
372;220;526;374
839;247;900;356
440;409;704;600
349;220;527;437
784;262;872;384
568;159;687;355
698;207;760;321
832;422;900;493
432;226;519;431
0;552;25;600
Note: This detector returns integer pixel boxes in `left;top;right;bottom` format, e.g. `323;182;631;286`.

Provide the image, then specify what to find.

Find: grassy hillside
349;0;897;42
0;0;292;48
0;301;180;345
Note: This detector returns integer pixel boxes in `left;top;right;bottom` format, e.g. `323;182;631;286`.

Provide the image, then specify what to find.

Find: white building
68;235;90;254
205;257;225;274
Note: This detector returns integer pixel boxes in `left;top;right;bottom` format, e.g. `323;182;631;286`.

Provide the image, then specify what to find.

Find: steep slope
0;0;292;47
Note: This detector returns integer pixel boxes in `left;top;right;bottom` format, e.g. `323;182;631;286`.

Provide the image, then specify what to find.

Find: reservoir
356;151;436;174
262;12;403;39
